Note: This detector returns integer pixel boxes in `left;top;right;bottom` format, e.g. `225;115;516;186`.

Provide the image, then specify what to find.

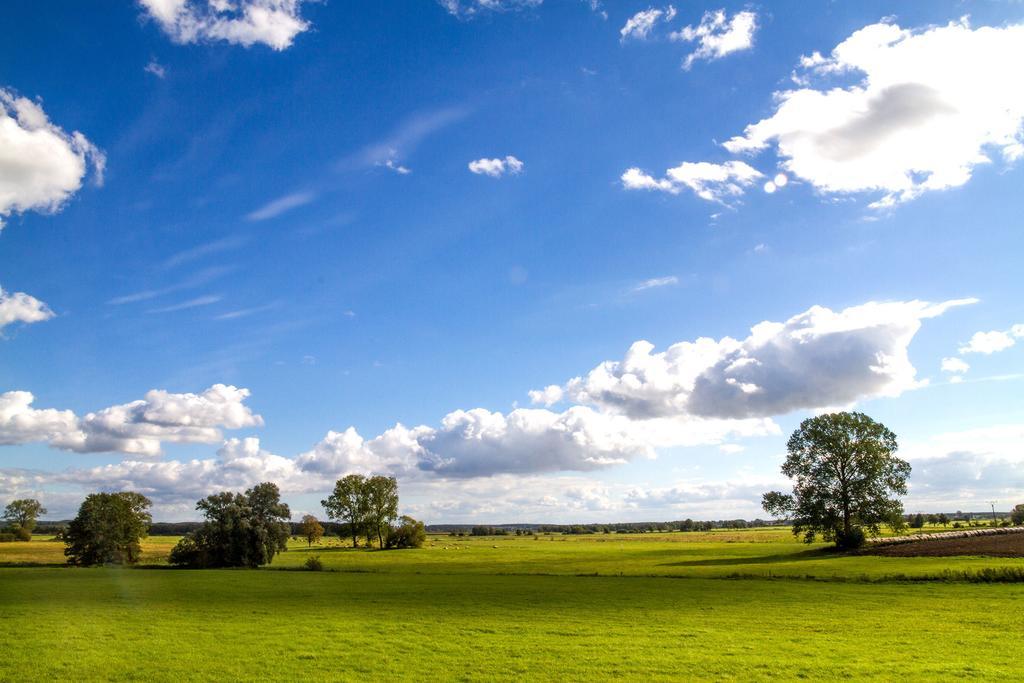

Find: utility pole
988;501;998;525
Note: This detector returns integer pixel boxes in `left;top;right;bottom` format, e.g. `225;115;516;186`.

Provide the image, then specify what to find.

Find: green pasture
7;527;1023;580
2;529;1023;680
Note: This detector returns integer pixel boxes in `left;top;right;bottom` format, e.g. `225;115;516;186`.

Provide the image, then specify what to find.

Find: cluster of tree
1;499;47;542
169;483;292;568
907;513;951;528
322;474;398;548
64;492;153;565
470;525;510;536
763;412;911;549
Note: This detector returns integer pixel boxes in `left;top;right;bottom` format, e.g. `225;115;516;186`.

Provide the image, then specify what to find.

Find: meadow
2;529;1023;680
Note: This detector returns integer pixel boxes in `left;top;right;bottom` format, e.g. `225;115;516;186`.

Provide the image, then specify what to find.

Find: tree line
2;475;425;567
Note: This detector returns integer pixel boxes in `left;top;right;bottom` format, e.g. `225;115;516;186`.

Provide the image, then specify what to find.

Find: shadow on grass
659;547;841;567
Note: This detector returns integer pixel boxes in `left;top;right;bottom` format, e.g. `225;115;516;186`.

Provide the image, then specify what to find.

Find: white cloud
670;9;757;69
527;384;564;407
139;0;311;50
724;19;1024;208
146;294;222;314
381;159;411;175
632;275;679;292
0;384;262;457
941;357;969;374
958;325;1022;355
0;287;54;332
901;424;1024;509
543;298;976;420
621;161;762;203
468;155;524;177
439;0;542;19
0;89;104;229
620;6;675;42
337;107;469;173
245;190;315;221
0;392;80;446
144;60;167;78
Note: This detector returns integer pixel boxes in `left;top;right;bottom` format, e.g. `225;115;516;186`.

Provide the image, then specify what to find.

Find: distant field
2;529;1023;680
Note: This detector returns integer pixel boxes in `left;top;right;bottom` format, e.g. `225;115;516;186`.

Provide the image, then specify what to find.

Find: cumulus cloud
0;392;80;446
468;155;524;177
527;384;564;407
138;0;311;50
415;407;653;477
0;384;262;457
0;89;104;229
49;437;323;506
538;299;976;420
900;424;1024;508
958;324;1023;355
941;357;969;375
0;287;54;332
670;9;757;69
621;161;762;203
620;6;676;42
723;19;1024;208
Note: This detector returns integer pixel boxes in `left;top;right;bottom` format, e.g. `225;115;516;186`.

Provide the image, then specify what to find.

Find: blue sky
1;0;1022;522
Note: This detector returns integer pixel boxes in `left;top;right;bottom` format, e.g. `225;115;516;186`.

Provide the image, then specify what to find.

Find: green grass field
2;530;1023;680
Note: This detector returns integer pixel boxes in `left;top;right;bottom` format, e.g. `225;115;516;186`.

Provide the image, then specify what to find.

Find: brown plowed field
866;532;1024;557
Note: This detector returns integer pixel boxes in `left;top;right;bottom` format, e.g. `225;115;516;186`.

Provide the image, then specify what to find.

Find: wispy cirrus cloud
245;190;316;221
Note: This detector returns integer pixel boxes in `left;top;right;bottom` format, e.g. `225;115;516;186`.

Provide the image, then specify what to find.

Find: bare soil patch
866;532;1024;558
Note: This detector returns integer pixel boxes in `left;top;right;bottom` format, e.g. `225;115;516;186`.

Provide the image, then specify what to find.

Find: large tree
364;476;399;548
762;412;910;549
3;498;47;541
64;492;152;565
169;482;292;568
321;474;369;548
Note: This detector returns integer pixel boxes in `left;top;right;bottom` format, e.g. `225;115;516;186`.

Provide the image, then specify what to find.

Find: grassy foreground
2;530;1023;681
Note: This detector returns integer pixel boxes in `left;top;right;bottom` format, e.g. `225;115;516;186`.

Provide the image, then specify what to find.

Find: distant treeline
27;511;1014;537
428;519;786;535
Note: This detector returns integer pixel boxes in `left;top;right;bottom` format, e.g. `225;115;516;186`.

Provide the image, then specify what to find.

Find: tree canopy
321;474;370;547
3;498;47;541
322;474;403;548
364;475;399;548
299;514;324;547
169;482;291;568
385;515;426;549
762;412;910;549
64;492;152;566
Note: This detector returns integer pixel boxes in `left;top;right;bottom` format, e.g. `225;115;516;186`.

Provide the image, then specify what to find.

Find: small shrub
836;527;866;549
0;532;15;543
304;556;324;571
13;526;32;542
